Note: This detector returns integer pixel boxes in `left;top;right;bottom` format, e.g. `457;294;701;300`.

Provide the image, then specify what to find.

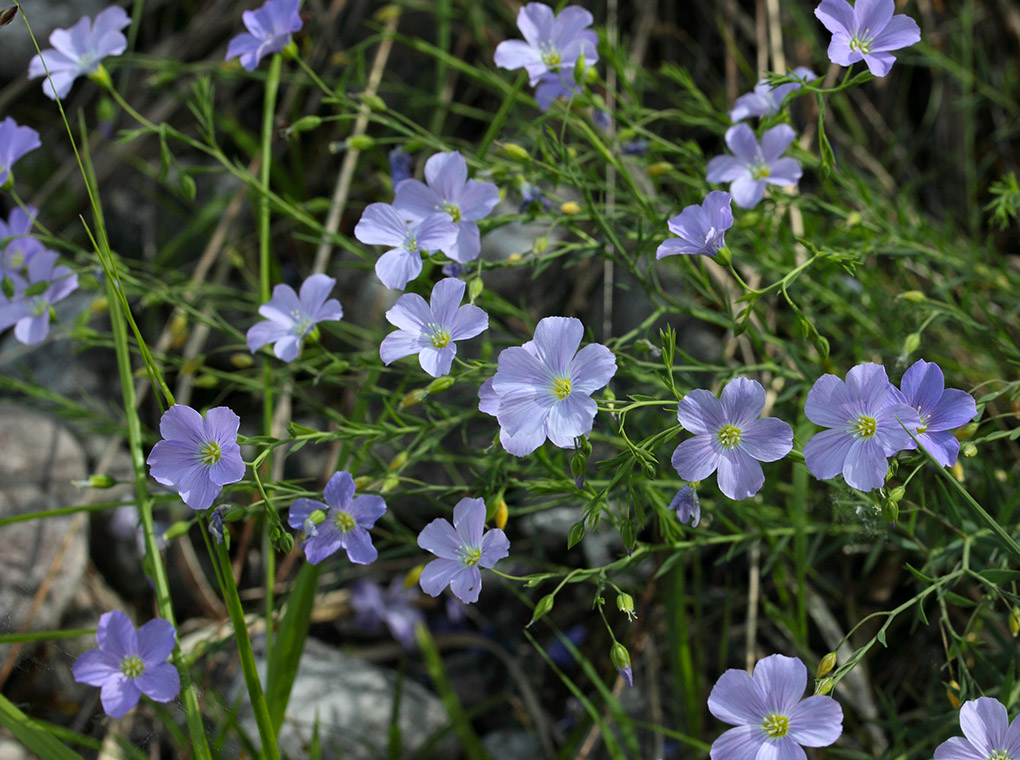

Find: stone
0;405;89;665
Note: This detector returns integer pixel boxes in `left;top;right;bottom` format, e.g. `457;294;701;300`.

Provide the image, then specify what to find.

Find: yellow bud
90;296;109;314
899;290;927;303
400;389;428;408
815;677;834;696
961;442;977;458
816;652;837;678
585;65;599;84
532;236;548;254
353;475;373;490
950;461;965;482
494;499;508;530
380;473;399;493
403;564;424;589
1009;606;1020;637
845;211;862;226
180;358;204;376
88;64;112;90
502;143;531;161
169;313;189;347
567;147;577;160
374;4;402;22
389;451;409;471
946;680;961;709
646;161;673;176
230;352;254;369
506;253;523;264
954;423;979;440
560;201;582;215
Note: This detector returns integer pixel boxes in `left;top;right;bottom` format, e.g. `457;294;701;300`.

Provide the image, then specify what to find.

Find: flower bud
304;509;327;529
0;7;18;26
359;92;387;111
901;332;921;356
88;64;113;90
646;161;673;176
426;375;455;394
572;52;586;85
74;473;117;489
816;652;837;678
950;461;965;482
560;201;582;215
610;643;633;687
281;40;298;60
532;236;548;254
954;422;979;440
881;498;899;526
503;143;531;161
714;246;732;266
380;473;399;493
276;531;295;554
616;592;637;621
230;352;254;369
493;499;508;530
888;486;905;502
815;677;834;695
285;115;322;136
389;451;409;471
162;520;193;542
946;680;961;709
1010;606;1020;637
899;290;927;303
528;594;555;627
346;135;375;151
353;475;372;489
400;389;428;408
961;442;977;458
404;564;424;588
468;277;484;301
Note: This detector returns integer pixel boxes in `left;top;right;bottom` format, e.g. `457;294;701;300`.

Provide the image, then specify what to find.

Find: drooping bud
946;680;961;709
610;643;633;687
1010;606;1020;637
670;485;701;528
528;594;555;627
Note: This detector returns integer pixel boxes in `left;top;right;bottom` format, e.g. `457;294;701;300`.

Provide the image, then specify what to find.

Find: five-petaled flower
707;124;803;209
288;471;387;565
71;610;180;719
225;0;303;72
479;316;616;457
146;405;246;511
708;654;843;760
28;6;130;99
246;273;343;362
0;117;41;187
354;202;459;290
671;378;794;500
417;497;510;604
380;277;489;377
0;243;79;346
730;67;818;122
815;0;921;77
934;697;1020;760
656;191;734;259
393;151;501;265
493;3;599;86
670;485;701;527
890;359;977;467
349;578;424;650
802;362;920;492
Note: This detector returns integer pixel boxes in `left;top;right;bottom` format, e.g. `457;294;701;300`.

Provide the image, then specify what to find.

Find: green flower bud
572;52;586;85
426;375;455;394
714;246;732;266
899;290;927;303
816;652;837;678
815;677;834;695
528;594;555;627
962;442;978;458
902;332;921;356
347;135;375;151
468;277;484;301
88;65;112;90
286;115;323;135
610;642;631;671
888;486;905;502
163;520;193;541
359;92;387;111
503;143;531;161
1010;606;1020;637
881;498;899;525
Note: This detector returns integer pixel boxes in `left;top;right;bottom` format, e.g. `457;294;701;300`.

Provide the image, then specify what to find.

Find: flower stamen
717;424;742;449
761;713;789;739
551;377;572;400
120;655;145;679
439;201;462;223
199;441;222;466
334;511;356;533
461;546;482;567
851;416;877;438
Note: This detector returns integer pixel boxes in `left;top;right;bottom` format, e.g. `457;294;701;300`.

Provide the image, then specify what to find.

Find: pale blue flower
225;0;302;71
288;471;386;565
28;6;130;99
246;274;342;362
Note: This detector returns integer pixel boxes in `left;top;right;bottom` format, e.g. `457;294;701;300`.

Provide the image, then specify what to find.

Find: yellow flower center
751;163;772;181
334;511;356;533
120;655;145;679
403;233;419;252
199;441;222;466
988;752;1013;760
852;416;877;438
461;546;482;567
540;45;562;66
551;377;572;400
717;425;742;449
849;33;873;55
440;201;462;223
430;327;451;348
761;713;789;739
917;410;930;435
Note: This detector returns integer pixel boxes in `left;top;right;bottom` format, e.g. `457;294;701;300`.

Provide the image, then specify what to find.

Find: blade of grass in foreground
0;693;84;760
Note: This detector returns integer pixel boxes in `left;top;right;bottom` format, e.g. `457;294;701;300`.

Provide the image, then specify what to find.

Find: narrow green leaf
266;562;321;734
0;693;85;760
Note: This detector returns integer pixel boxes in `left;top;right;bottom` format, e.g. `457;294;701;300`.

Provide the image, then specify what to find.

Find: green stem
213;542;280;760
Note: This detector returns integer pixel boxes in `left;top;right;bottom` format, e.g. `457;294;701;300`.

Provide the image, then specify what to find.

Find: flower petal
355;202;410;246
708;668;768;725
740;417;794;462
960;697;1008;755
934;736;982;760
729;176;765;209
458;180;501;222
570;343;616;394
787;695;843;747
479;529;510;567
424;151;468;201
720;378;766;428
677;389;727;435
298;273;336;312
804;374;853;427
453;497;486;545
343;527;378;565
545;393;597;447
101;676;141;719
671;436;722;482
419;558;464;597
531;316;583;376
724;124;761;164
450;303;489;341
709;725;766;760
97;610;138;658
753;654;807;715
716;448;765;500
855;0;894;38
429;277;466;326
135;662;180;703
72;649;122;687
375;247;422;291
707;156;747;183
803;428;854;481
348;494;387;528
287;497;325;530
871;14;921;53
301;527;343;565
419;345;456;377
380;329;427;366
418;517;463;560
814;0;855;34
324;471;356;511
136;619;175;667
928;389;977;432
760;124;796;163
450;565;483;604
842;438;889;492
158;405;206;447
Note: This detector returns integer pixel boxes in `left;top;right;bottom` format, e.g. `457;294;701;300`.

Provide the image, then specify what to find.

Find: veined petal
380;330;427;366
842;438;889;491
787;695;843;747
479;529;510;567
708;668;768;725
545;393;597;447
927;389;977;432
450;565;483;604
934;736;982;760
960;697;1008;755
871;14;921;53
493;345;553;395
760;124;796;163
419;558;464;597
446;221;481;263
393;180;441;221
450;303;488;341
101;676;141;719
671;436;722;482
72;649;121;686
677;389;727;434
706;156;747;183
478;377;500;417
343;527;378;565
766;158;802;187
494;39;542;71
531;317;583;376
570;343;616;393
157;404;206;447
429;277;465;326
499;423;547;457
496;389;555;438
709;725;766;760
729;176;765;209
716;448;765;500
753;654;807;715
720;377;766;428
724;124;761;164
453;497;486;546
803;428;854;480
135;662;180;703
355;203;411;246
855;0;894;38
804;374;853;427
458;179;500;221
375;247;422;290
136;619;175;667
301;528;343;565
247;320;289;353
551;5;594;47
419;345;456;377
288;497;326;530
898;359;943;412
814;0;855;34
298;273;336;312
862;51;896;77
418;517;463;560
258;283;302;325
741;417;794;462
385;292;433;333
424;151;468;201
324;471;356;511
348;494;387;529
517;2;555;46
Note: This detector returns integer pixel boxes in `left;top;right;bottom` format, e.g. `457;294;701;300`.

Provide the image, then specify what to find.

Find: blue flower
656;191;733;259
225;0;302;71
706;124;802;209
0;117;41;186
288;471;386;565
246;274;343;362
28;6;130;99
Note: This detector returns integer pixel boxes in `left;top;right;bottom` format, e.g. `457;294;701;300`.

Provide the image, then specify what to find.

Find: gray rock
0;405;88;663
0;737;33;760
240;636;452;760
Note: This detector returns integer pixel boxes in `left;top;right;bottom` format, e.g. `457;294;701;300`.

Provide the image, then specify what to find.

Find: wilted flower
670;485;701;527
890;359;977;467
0;117;41;187
493;3;599;86
28;6;130;99
815;0;921;77
146;405;245;511
708;654;843;760
533;69;582;111
671;378;793;500
225;0;302;72
802;363;920;491
349;578;424;650
706;124;802;209
393;151;500;264
418;497;509;604
0;248;78;345
934;697;1020;760
380;277;488;377
354;202;458;290
389;146;413;186
246;274;343;362
72;611;180;718
730;67;818;122
288;471;386;565
656;191;733;259
479;316;616;457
